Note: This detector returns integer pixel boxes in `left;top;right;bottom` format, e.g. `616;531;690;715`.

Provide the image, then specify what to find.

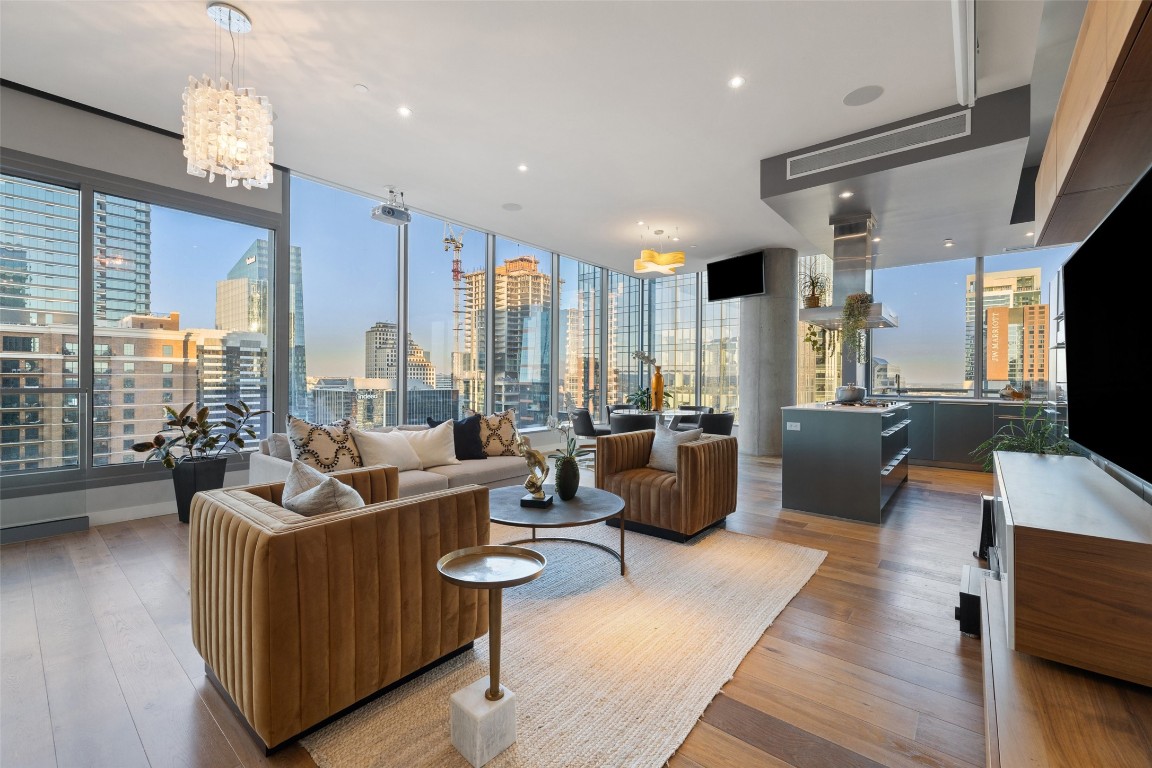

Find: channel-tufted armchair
594;430;738;542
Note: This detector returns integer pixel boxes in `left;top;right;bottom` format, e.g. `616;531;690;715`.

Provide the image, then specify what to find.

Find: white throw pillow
267;432;293;462
281;460;365;516
284;477;365;516
648;420;703;472
351;427;423;471
398;419;459;468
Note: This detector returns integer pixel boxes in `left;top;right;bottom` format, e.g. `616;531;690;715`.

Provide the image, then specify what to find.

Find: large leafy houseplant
132;400;268;468
841;291;872;363
970;408;1076;471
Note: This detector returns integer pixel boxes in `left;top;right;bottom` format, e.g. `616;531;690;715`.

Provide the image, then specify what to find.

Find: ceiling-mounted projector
371;204;410;225
371;187;410;225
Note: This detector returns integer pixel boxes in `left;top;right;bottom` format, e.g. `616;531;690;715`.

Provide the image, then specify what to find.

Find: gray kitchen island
781;401;912;523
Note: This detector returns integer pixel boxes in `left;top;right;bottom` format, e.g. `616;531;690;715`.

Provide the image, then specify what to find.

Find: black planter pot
171;457;228;524
554;457;580;501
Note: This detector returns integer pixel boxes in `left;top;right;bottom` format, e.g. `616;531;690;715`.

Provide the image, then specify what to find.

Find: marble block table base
450;678;517;767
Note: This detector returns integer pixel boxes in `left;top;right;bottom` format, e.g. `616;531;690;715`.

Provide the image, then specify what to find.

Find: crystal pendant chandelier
182;3;274;189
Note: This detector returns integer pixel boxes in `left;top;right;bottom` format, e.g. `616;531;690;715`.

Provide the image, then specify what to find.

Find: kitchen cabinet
906;402;934;460
781;402;911;523
933;402;993;467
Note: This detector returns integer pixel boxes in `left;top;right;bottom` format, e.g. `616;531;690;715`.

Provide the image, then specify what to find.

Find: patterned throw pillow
478;409;518;456
286;415;362;472
648;420;703;472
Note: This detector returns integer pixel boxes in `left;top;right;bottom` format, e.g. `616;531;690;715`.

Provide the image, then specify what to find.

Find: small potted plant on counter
132;400;270;523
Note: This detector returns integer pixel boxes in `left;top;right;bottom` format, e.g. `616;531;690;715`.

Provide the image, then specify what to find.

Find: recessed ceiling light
636;221;644;226
672;237;680;242
690;244;697;248
353;83;369;94
728;75;746;89
843;84;885;107
943;239;955;247
838;191;854;199
502;203;523;212
517;164;528;172
872;236;881;242
397;105;412;117
1025;231;1035;237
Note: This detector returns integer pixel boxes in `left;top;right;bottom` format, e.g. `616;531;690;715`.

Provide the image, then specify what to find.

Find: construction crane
443;223;465;401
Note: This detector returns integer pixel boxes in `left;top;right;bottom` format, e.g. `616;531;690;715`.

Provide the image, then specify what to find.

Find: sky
144;178;1078;388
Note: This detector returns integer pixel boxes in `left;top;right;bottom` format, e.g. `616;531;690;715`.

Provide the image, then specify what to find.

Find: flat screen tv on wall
706;251;765;301
1062;160;1151;486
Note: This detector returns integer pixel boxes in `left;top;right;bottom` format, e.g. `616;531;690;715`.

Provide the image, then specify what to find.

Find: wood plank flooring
0;459;992;767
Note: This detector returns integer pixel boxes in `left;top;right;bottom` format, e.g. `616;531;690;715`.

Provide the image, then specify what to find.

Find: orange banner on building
986;306;1009;380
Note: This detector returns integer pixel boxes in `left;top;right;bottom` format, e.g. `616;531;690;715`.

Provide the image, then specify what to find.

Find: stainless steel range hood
798;212;898;330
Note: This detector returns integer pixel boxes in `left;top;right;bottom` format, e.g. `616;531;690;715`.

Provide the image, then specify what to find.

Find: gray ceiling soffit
759;85;1031;201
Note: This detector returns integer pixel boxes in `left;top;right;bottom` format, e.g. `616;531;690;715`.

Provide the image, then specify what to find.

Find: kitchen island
781;401;912;523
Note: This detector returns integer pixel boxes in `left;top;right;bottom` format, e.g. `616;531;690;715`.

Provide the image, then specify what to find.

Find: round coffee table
487;485;627;575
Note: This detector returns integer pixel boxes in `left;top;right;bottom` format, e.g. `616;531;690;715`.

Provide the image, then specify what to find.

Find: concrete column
738;248;798;456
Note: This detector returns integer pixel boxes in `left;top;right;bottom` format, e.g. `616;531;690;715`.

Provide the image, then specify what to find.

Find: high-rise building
93;192;152;321
218;239;307;419
464;255;551;426
965;268;1049;395
560;262;600;414
363;321;438;388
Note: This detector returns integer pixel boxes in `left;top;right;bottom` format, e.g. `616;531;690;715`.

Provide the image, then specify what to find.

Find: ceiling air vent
787;110;971;179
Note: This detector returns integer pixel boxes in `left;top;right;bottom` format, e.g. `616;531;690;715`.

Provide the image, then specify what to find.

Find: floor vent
787;110;971;179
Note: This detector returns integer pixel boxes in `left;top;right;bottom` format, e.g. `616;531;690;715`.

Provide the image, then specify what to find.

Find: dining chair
697;412;735;436
610;413;658;434
570;408;610;437
673;405;714;431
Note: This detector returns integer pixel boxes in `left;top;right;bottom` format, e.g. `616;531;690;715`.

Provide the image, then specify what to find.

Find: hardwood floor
0;459;991;767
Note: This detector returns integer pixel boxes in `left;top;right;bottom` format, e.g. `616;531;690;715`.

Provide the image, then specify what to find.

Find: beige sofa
250;427;529;496
190;466;491;751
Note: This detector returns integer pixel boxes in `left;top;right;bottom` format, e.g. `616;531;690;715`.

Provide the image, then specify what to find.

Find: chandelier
634;228;685;275
182;3;274;189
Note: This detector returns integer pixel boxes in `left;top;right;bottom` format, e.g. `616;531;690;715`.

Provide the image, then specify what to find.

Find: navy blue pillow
427;414;487;460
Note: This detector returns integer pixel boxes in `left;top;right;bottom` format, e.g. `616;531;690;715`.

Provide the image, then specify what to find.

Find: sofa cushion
351;427;423;471
398;419;459;468
479;408;519;456
287;416;362;472
396;469;452;496
427;414;487;461
282;461;365;516
425;455;527;488
267;432;293;462
648;421;703;472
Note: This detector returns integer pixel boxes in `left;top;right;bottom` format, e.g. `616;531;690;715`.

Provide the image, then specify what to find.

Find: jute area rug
301;521;827;768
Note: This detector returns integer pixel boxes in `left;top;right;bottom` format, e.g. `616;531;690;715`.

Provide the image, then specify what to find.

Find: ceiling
0;1;1085;274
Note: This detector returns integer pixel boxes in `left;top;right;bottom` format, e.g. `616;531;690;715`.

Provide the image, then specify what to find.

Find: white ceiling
0;1;1069;274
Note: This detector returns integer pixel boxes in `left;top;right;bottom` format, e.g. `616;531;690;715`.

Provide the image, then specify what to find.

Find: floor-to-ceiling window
291;177;400;428
606;271;644;409
871;258;977;397
407;212;487;423
701;281;740;420
557;257;601;418
1;174;80;473
650;273;697;408
93;193;274;466
492;238;551;429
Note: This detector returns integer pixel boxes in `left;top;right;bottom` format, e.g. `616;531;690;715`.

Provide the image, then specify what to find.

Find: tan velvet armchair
189;466;490;751
594;430;738;542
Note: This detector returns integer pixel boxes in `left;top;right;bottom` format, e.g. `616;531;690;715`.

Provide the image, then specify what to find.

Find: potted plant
625;386;672;411
132;400;270;523
547;419;593;500
800;269;830;309
970;408;1077;472
841;291;872;363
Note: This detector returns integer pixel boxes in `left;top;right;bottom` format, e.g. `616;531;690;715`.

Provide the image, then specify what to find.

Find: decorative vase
554;456;580;500
651;365;665;413
171;456;228;524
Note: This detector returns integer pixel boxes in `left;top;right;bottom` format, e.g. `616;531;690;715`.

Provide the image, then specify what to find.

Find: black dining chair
606;403;632;418
697;412;735;436
610;413;658;434
673;405;714;431
570;408;610;437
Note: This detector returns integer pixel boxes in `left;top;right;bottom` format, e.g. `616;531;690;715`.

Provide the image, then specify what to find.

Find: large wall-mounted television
1062;161;1151;485
706;251;765;301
